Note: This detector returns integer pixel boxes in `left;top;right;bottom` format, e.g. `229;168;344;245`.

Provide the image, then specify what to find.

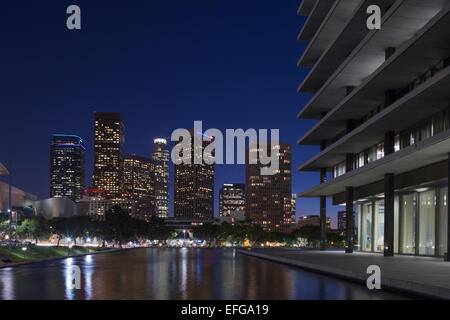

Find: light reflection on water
0;248;408;300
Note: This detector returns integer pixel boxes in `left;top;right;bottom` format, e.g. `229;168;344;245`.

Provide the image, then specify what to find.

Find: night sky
0;0;340;226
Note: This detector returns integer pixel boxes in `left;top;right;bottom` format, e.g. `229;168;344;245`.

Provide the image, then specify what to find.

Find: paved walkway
238;249;450;299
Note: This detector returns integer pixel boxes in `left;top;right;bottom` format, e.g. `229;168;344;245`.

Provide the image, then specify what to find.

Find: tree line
5;206;345;248
14;206;174;246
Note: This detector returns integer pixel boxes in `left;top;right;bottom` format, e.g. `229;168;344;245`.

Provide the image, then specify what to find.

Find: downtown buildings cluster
1;112;299;234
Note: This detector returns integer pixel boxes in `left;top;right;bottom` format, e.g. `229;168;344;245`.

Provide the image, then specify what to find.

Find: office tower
219;183;245;217
245;141;293;233
152;138;169;218
50;134;85;201
296;1;449;257
337;211;346;231
122;155;155;221
174;130;214;220
93;112;124;197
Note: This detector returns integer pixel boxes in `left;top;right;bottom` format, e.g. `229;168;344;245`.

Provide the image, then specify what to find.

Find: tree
103;206;138;247
17;216;50;243
66;216;94;244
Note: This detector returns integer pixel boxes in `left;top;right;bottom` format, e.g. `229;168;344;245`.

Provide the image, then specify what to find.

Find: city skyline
0;1;340;227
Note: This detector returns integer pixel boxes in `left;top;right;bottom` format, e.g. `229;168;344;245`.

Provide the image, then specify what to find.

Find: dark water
0;248;408;300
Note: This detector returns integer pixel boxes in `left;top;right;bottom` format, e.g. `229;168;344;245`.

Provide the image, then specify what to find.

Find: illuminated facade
246;142;294;233
78;188;134;220
152;138;169;218
174;130;214;220
50;134;85;201
122;154;155;221
219;183;245;217
93;112;124;197
296;1;450;257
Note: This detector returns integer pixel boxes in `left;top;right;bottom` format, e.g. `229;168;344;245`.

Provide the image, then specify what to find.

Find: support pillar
345;186;354;253
384;173;394;256
384;131;395;156
320;168;327;251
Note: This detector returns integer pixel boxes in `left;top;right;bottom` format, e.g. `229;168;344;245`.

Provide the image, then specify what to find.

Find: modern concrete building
0;163;8;175
246;141;294;233
50;134;85;201
93;112;125;197
152;138;170;218
122;154;155;221
0;181;37;213
219;183;245;217
174;130;214;220
296;1;450;258
34;197;78;220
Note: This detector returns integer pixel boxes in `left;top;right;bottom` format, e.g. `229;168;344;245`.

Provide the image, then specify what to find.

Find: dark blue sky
0;0;340;226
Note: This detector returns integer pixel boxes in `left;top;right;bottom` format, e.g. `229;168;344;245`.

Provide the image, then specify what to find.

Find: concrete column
345;186;354;253
345;153;353;173
384;173;394;256
320;168;327;251
446;153;450;261
384;131;395;156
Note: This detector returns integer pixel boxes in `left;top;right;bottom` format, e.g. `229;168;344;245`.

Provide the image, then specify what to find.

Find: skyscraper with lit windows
93;112;124;197
174;130;214;220
245;141;293;233
50;134;85;201
122;154;155;221
152;138;169;218
219;183;245;217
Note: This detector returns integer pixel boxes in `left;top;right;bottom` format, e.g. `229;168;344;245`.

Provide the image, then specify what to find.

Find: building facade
219;183;245;217
246;141;294;233
152;138;169;218
296;1;450;258
122;154;155;221
174;130;214;220
93;112;125;197
50;134;85;201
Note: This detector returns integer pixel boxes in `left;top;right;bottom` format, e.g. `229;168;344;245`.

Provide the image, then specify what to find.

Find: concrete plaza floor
238;248;450;299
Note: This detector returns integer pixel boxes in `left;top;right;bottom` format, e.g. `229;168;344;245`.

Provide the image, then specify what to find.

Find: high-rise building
296;1;449;257
152;138;169;218
174;130;214;220
122;155;155;221
219;183;245;217
50;134;85;201
246;141;293;233
93;112;124;197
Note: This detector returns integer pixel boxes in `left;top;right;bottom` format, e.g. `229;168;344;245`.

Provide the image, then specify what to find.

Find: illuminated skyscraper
219;183;245;217
174;130;214;220
50;134;85;201
93;112;124;197
122;155;155;221
246;141;293;233
152;138;169;218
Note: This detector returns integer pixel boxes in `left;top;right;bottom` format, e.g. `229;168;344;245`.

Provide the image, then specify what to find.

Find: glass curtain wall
356;188;446;257
438;187;448;256
418;190;436;256
361;203;372;251
374;200;384;252
400;193;416;254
